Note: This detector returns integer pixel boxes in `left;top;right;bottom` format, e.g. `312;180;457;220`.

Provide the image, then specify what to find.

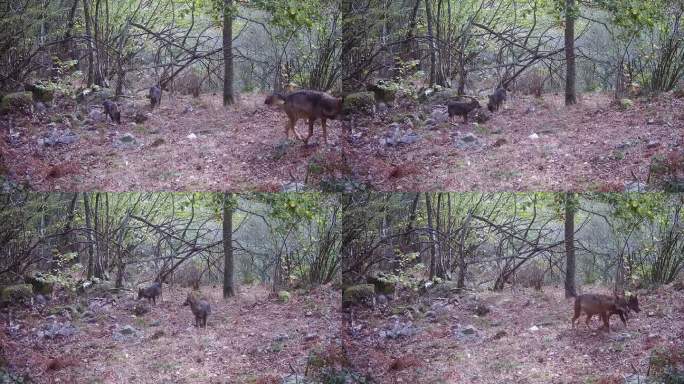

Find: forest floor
343;285;684;384
0;91;682;191
0;284;342;384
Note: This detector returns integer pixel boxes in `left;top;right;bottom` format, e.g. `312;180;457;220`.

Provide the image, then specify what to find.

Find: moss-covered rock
367;81;398;103
428;280;462;297
82;280;116;297
24;273;54;295
367;274;395;295
342;284;375;308
277;290;291;303
426;88;461;105
78;86;114;105
0;92;33;114
619;98;634;110
25;83;54;102
1;284;33;304
342;92;375;115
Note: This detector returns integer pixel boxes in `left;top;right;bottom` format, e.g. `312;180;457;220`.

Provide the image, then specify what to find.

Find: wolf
265;90;343;145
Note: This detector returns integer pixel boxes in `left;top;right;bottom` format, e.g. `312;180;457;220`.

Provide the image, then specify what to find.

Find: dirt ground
1;92;681;192
342;286;684;384
0;285;341;384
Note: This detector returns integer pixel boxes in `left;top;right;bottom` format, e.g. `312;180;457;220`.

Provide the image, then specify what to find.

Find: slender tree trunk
425;0;436;87
425;193;437;279
83;193;95;279
564;192;577;298
223;193;235;298
223;0;235;105
83;0;94;86
564;0;577;105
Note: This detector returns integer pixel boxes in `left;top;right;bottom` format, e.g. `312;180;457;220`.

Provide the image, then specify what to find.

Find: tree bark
564;192;577;298
425;0;437;87
222;193;235;298
83;193;95;279
223;0;235;105
83;0;95;86
564;0;577;105
425;193;437;279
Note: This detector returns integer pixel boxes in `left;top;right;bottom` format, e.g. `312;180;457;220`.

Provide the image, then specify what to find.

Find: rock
342;92;376;115
610;333;629;342
150;330;165;340
624;375;649;384
34;294;47;306
428;281;462;297
277;290;291;303
88;109;104;122
619;98;634;110
38;322;78;339
82;280;116;297
367;273;395;295
25;272;54;295
455;133;482;150
25;84;54;102
1;92;33;114
342;284;376;308
376;294;388;305
624;181;647;193
34;102;47;114
525;106;536;114
528;133;540;140
376;102;389;114
1;284;33;304
133;302;150;316
150;138;165;148
398;132;420;145
493;330;507;340
274;333;289;342
187;133;197;140
528;325;540;332
382;321;417;339
304;333;317;342
134;112;148;124
473;304;490;317
79;87;114;105
282;374;313;384
430;108;450;124
367;81;397;103
493;138;507;147
427;88;461;105
113;325;142;341
281;182;306;193
646;140;660;149
40;131;79;146
149;319;161;327
182;106;194;114
115;133;138;149
461;326;477;335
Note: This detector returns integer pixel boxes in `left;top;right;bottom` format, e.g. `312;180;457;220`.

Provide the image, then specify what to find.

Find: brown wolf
571;293;640;332
265;90;343;145
183;292;211;328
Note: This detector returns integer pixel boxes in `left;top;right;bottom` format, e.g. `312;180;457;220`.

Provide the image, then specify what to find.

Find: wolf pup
487;88;507;112
265;90;343;145
183;292;211;328
447;98;481;123
148;85;162;109
137;282;162;305
102;100;121;124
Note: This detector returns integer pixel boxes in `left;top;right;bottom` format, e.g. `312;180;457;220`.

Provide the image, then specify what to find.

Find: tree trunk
425;193;437;279
223;0;235;106
564;0;577;105
83;193;95;279
83;0;95;86
564;192;577;298
222;193;235;298
425;0;437;87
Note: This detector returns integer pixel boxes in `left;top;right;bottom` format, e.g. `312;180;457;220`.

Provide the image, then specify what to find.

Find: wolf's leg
321;118;328;144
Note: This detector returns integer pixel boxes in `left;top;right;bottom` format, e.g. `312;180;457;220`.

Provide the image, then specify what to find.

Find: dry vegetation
1;285;341;384
1;92;682;192
343;285;684;384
